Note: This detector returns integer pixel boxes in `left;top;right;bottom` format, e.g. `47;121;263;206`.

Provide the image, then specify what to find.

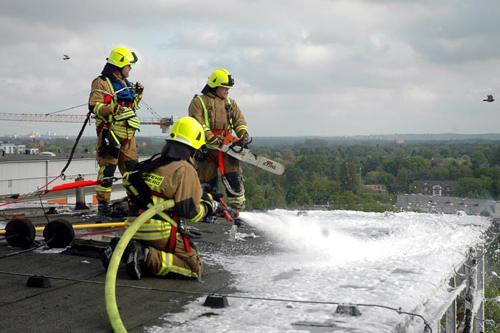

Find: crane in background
0;113;176;133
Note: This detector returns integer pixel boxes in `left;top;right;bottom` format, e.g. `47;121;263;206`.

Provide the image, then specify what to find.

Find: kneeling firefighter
110;117;234;280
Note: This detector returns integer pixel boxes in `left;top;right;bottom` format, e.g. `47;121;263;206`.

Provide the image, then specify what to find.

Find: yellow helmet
167;117;206;150
207;69;234;89
107;47;138;68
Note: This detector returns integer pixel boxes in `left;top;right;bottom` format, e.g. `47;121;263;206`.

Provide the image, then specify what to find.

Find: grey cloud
2;0;500;136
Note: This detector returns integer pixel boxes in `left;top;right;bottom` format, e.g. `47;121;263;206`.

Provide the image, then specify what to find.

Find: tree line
9;135;500;212
242;139;500;211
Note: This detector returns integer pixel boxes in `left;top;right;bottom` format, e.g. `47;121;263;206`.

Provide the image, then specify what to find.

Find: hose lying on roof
105;199;175;333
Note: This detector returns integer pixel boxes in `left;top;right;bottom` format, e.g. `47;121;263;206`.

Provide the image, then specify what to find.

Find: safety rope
60;111;92;177
45;103;87;116
0;269;432;332
0;109;91;207
141;100;163;119
0;175;117;204
0;174;61;206
222;175;245;197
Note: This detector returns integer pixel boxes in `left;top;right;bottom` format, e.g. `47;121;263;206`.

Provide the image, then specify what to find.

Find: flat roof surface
0;211;259;333
0;208;493;333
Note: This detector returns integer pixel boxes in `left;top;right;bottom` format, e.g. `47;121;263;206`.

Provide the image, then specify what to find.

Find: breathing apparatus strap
122;171;178;230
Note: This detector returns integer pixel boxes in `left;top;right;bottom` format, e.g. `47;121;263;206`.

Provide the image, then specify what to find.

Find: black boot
101;237;124;270
98;201;112;217
126;240;150;280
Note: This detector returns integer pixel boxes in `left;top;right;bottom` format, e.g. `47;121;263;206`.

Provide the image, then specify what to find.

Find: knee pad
224;172;243;192
101;164;117;187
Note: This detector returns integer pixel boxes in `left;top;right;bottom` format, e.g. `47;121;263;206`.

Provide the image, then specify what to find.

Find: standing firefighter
188;69;248;222
88;47;144;216
109;117;231;280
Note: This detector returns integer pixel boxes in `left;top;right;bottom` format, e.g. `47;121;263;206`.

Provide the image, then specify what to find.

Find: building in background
0;142;39;155
412;180;457;197
396;193;500;217
363;184;386;193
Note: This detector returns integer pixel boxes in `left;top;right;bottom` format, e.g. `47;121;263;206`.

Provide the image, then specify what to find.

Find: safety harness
123;154;192;253
93;76;139;147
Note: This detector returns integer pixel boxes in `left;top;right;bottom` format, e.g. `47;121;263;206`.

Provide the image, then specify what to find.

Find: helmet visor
129;52;138;64
118;51;138;65
220;75;234;87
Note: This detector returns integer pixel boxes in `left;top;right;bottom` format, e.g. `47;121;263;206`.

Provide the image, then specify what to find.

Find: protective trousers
144;233;202;278
96;133;138;203
196;150;245;210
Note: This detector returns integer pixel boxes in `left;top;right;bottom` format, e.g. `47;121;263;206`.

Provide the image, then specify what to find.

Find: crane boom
0;113;176;133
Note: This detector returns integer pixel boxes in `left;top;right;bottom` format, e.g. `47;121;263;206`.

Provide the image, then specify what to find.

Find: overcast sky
2;0;500;138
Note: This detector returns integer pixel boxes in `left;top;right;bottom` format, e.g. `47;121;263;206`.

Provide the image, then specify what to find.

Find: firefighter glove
207;134;221;146
134;82;144;104
238;130;249;145
209;192;224;202
134;82;144;95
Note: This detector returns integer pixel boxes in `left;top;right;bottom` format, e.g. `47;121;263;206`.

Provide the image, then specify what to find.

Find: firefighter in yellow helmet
88;47;144;217
102;117;231;280
188;69;248;224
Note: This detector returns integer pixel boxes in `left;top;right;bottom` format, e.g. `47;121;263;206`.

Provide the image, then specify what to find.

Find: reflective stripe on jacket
89;75;138;141
125;158;208;241
188;92;248;138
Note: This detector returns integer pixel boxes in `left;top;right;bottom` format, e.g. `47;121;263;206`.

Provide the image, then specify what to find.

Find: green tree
307;175;341;204
329;191;360;210
454;178;484;198
471;151;487;165
287;183;312;206
339;159;358;193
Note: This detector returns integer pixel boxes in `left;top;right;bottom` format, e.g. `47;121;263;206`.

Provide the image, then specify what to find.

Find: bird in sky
483;94;494;102
63;55;70;60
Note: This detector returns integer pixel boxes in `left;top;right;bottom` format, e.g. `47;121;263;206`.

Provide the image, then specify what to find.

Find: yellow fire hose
105;199;175;333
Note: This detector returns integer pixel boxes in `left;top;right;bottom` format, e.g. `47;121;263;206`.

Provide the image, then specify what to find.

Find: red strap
167;226;177;253
151;190;167;199
211;129;229;136
49;180;101;192
96;121;112;136
183;234;191;253
96;121;105;135
167;215;179;253
104;95;113;104
218;150;225;176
